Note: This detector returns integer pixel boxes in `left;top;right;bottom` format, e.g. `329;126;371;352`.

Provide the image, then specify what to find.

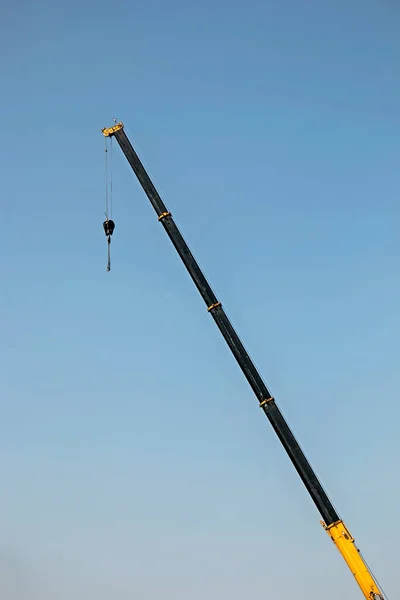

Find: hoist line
104;136;109;219
110;136;113;219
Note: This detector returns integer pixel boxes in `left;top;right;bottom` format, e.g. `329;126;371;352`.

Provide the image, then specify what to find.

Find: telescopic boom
102;121;385;600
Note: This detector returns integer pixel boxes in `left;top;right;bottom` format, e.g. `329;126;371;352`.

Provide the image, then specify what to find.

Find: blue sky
1;0;399;598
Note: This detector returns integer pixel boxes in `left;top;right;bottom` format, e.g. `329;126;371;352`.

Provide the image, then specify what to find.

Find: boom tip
102;122;124;137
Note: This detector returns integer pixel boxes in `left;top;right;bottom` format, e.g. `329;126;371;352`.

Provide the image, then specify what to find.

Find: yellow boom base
321;519;384;599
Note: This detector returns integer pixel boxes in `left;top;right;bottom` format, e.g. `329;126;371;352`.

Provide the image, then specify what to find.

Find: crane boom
102;121;385;600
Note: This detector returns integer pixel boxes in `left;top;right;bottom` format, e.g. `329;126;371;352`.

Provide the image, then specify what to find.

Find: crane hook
103;219;115;271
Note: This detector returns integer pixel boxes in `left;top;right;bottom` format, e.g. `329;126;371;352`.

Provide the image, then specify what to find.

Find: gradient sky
1;1;399;598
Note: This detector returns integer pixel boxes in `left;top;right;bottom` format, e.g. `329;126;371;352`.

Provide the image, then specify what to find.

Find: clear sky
1;1;399;598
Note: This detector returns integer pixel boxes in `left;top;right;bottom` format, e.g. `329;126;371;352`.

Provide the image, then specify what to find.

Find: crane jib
101;122;386;600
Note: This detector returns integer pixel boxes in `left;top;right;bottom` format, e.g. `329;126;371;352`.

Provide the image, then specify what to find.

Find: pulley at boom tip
102;121;124;137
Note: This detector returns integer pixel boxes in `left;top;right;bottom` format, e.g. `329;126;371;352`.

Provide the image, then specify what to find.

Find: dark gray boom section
105;122;339;527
